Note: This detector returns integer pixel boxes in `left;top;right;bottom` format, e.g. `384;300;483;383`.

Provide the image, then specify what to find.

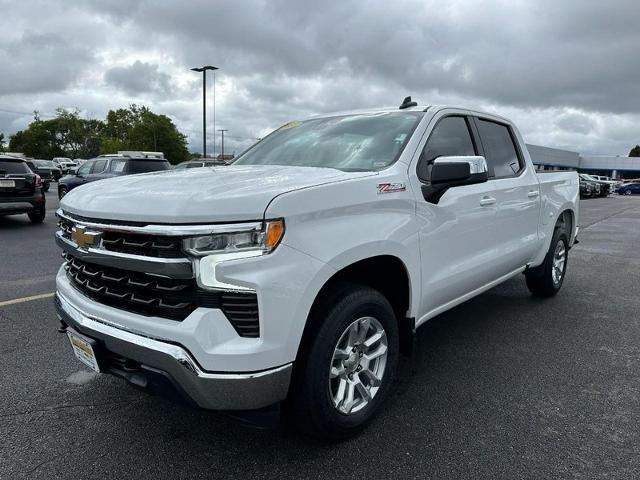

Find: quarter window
418;116;476;181
476;120;522;178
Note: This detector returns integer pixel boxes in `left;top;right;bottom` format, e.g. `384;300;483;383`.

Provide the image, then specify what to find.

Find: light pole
191;65;218;158
218;129;228;158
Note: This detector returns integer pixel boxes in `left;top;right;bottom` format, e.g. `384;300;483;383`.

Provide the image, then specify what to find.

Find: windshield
234;112;423;171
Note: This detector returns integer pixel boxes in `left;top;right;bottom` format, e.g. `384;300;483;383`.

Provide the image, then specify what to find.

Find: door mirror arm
420;156;489;204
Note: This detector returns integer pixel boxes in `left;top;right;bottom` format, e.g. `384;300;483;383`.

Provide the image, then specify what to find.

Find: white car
54;101;579;439
52;157;78;173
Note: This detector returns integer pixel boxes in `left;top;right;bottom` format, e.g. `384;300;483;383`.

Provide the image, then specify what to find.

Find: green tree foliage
0;132;6;152
102;105;189;164
629;145;640;157
9;105;189;164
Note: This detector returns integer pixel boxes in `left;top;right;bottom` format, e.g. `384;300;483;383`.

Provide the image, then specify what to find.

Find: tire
28;209;46;223
625;190;632;196
525;228;568;297
291;283;399;441
58;186;68;199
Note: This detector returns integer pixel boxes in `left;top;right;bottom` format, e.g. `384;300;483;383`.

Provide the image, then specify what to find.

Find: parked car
55;102;579;440
39;160;63;181
53;157;78;174
0;155;46;223
579;174;609;197
174;158;230;170
24;159;55;192
617;182;640;195
58;154;172;199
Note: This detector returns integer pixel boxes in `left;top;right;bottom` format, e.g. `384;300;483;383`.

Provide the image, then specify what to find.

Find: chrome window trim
56;209;262;236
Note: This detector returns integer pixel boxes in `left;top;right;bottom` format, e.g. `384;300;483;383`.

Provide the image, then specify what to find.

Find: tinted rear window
0;160;30;174
126;159;171;173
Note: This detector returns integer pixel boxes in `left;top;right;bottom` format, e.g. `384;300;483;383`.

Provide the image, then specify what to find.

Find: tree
0;133;6;152
8;104;189;163
629;145;640;157
102;105;189;164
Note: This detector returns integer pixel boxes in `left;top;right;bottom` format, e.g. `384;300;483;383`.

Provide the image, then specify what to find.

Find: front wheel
58;186;68;199
525;229;568;297
291;284;399;440
625;190;632;196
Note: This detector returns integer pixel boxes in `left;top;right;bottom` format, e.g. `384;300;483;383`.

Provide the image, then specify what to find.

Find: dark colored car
0;155;46;223
40;160;62;181
25;159;55;192
58;155;172;199
174;158;229;170
617;182;640;195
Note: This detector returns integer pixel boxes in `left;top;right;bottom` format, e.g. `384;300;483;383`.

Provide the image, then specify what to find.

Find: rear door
472;117;541;274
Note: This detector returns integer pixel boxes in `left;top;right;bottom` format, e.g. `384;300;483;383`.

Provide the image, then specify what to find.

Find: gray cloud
1;0;639;156
104;61;173;96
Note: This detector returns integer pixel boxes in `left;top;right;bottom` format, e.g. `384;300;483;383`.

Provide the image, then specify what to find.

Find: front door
410;112;502;318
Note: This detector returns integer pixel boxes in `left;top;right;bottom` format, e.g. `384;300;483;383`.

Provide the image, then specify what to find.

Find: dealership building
527;144;640;179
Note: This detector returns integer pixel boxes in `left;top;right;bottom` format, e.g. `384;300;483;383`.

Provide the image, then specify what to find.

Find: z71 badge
377;183;406;194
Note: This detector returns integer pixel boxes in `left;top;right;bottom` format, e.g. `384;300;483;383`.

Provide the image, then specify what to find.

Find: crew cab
54;101;579;439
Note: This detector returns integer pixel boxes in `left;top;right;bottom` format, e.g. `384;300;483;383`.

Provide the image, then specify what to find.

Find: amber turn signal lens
265;220;285;251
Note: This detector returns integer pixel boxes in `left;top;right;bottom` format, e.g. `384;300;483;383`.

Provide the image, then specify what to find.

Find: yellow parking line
0;292;55;307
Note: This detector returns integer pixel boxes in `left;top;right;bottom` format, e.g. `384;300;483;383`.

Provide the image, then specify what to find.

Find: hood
60;164;374;223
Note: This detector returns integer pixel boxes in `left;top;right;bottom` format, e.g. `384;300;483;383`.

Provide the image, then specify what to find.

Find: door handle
479;196;496;206
527;190;540;198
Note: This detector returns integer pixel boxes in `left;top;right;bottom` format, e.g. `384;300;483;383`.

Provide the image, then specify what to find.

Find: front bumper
55;292;293;410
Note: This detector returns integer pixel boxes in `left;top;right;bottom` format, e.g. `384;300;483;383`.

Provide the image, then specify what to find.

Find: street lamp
191;65;218;158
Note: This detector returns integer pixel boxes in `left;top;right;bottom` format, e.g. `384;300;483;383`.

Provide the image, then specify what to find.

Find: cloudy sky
1;0;639;156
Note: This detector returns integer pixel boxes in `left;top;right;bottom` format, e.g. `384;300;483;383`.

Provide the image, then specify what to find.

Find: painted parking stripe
0;292;55;307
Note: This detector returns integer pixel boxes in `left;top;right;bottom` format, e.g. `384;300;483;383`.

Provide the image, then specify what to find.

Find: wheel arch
295;254;415;364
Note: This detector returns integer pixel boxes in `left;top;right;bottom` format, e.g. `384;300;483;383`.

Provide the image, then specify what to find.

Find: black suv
0;155;46;223
58;155;171;199
25;159;56;192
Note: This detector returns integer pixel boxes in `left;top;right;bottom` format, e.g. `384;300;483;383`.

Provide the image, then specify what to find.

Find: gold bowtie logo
71;225;100;249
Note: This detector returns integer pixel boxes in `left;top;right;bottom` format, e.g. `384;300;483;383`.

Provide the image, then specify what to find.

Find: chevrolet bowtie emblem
71;225;101;249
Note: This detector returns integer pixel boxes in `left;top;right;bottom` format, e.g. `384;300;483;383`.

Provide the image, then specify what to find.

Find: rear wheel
291;283;399;440
28;209;45;223
525;228;568;297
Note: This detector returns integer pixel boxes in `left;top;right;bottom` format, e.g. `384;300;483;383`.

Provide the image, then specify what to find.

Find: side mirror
421;156;488;204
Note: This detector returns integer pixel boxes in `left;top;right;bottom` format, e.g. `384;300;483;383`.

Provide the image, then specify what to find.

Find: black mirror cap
422;165;488;204
431;162;471;184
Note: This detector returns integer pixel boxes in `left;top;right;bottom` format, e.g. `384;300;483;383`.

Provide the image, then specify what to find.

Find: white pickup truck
55;100;579;439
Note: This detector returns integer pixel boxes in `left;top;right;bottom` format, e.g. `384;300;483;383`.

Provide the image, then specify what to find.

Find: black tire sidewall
295;285;399;439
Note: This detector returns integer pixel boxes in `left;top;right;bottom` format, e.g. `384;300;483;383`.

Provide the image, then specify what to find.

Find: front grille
58;217;182;258
63;253;259;337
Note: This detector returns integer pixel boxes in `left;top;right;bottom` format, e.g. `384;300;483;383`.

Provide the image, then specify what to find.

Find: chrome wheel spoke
335;378;347;404
355;377;372;402
330;364;345;379
356;317;371;343
363;330;383;348
364;343;387;361
360;368;382;387
333;348;349;361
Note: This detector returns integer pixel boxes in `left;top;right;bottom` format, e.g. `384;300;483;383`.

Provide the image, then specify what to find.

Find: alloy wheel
329;316;388;415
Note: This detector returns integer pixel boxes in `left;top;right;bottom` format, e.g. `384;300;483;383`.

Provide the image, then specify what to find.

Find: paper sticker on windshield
280;120;303;130
377;183;406;194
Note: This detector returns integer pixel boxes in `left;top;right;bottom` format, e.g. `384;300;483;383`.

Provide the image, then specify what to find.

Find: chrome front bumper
55;292;292;410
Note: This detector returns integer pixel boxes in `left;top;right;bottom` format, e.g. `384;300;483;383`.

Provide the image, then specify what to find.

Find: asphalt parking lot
1;192;639;479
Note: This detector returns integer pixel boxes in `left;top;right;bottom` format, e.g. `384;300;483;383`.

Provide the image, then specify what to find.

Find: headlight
183;219;285;256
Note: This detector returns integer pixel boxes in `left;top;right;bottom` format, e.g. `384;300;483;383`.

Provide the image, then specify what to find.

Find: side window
91;159;108;174
418;116;476;181
110;158;127;173
476;120;522;178
77;161;93;175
